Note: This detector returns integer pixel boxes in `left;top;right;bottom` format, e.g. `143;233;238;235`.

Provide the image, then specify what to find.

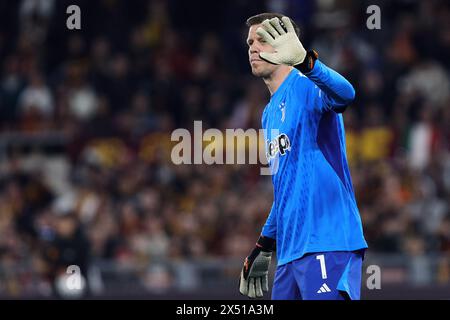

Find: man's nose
249;44;259;54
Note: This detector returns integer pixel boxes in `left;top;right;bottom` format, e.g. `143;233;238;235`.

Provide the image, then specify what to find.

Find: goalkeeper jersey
261;61;368;266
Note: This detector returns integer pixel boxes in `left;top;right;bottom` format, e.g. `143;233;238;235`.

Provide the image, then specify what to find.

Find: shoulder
287;70;317;102
261;103;270;124
290;70;315;92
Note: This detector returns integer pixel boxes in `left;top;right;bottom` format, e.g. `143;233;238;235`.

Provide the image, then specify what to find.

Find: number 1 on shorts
316;254;327;279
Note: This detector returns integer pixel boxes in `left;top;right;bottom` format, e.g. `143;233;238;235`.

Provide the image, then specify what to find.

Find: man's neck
263;66;294;96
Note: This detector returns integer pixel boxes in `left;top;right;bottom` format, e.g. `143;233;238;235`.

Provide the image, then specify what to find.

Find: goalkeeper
239;13;368;300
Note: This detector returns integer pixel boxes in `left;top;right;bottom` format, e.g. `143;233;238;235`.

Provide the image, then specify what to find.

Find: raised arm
256;16;355;113
296;51;355;113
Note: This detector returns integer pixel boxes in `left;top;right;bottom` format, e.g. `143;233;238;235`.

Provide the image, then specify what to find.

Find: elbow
343;84;355;105
333;84;355;113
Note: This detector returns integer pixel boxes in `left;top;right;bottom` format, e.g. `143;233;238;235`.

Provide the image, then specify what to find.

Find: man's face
247;24;278;78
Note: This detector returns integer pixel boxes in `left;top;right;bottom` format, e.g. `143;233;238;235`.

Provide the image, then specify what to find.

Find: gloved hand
256;16;307;66
239;235;275;298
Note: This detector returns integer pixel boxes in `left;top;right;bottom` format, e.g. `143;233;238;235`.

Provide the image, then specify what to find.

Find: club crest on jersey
279;102;286;122
266;133;291;160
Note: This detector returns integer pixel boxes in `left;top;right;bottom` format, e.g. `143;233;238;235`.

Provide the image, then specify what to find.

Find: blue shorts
271;250;364;300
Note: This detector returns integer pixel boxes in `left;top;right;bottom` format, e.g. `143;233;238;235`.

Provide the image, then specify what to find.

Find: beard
251;64;276;78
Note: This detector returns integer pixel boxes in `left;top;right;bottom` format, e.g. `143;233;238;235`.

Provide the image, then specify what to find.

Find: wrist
295;49;318;74
245;235;275;269
256;235;276;252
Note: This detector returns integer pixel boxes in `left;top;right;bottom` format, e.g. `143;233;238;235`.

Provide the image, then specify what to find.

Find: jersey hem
276;244;368;266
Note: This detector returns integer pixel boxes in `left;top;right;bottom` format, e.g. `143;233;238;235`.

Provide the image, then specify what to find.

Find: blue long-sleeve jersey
261;60;368;266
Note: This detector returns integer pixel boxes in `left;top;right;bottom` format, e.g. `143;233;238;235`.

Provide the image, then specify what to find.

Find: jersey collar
271;68;297;99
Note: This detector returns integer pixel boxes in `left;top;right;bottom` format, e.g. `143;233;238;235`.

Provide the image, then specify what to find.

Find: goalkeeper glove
256;16;318;73
239;235;275;298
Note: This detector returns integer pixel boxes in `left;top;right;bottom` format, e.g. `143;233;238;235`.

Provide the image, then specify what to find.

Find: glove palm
239;236;274;299
256;16;306;66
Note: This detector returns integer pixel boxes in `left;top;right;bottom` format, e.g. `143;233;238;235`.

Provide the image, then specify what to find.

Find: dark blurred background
0;0;449;299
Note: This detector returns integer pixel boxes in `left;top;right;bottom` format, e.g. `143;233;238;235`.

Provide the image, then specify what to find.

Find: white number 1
316;254;327;279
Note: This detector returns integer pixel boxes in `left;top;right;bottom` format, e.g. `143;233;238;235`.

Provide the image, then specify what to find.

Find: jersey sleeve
301;60;356;113
261;203;277;239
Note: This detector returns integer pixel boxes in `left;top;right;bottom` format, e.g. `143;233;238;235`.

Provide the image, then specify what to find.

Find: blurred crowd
0;0;449;297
